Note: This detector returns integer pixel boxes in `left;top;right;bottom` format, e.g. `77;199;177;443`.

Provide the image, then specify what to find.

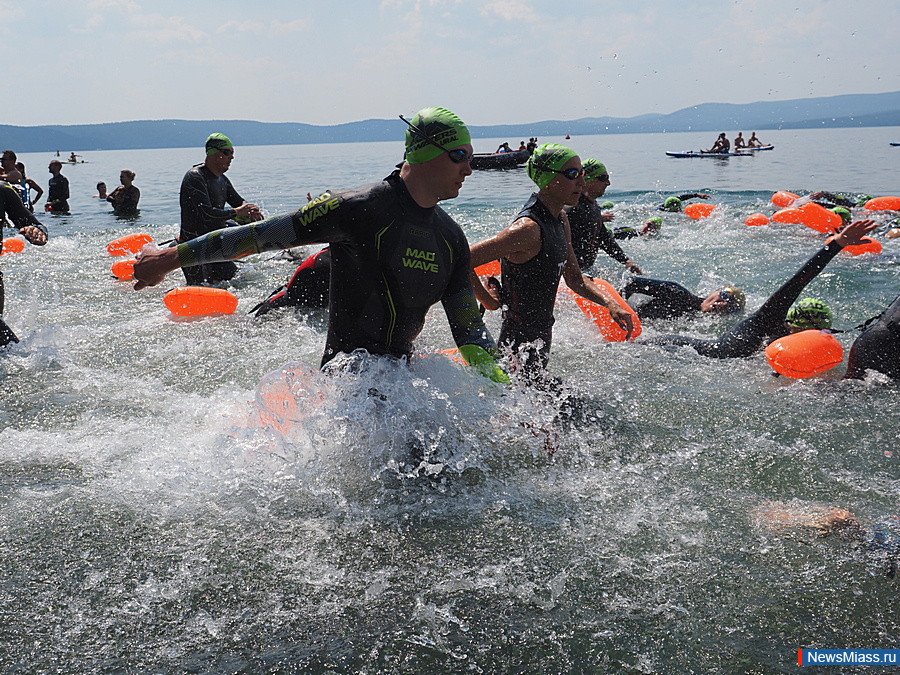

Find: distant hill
3;91;899;153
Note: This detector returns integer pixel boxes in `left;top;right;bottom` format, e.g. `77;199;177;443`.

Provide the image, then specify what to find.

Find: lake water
2;126;900;673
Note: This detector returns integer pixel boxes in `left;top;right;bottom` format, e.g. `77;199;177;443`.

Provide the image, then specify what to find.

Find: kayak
665;150;752;158
470;150;528;170
891;142;900;147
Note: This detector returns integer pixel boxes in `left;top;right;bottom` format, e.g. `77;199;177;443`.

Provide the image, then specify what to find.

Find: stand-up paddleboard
890;142;900;147
743;144;774;151
665;150;752;158
560;279;641;342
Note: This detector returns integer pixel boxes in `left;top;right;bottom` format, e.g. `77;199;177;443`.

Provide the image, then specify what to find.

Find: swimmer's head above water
700;286;745;313
787;297;833;331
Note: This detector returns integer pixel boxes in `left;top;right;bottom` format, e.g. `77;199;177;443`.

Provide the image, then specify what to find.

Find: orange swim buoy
684;202;715;219
111;258;136;280
771;191;799;208
765;330;843;378
798;202;842;234
824;235;883;256
745;213;769;227
475;260;501;277
561;279;641;342
163;286;238;317
863;196;900;212
107;232;153;256
771;207;804;224
1;237;26;255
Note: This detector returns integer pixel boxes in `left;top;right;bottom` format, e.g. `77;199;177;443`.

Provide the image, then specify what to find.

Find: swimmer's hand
834;219;878;247
457;344;510;385
235;202;264;223
133;244;181;290
19;225;47;246
608;304;634;340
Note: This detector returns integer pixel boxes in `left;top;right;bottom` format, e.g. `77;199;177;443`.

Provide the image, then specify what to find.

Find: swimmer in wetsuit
658;193;710;212
643;219;878;358
0;181;48;346
621;277;745;320
133;107;508;383
178;133;263;285
564;159;643;274
469;143;633;380
844;294;900;381
46;160;69;212
249;247;332;316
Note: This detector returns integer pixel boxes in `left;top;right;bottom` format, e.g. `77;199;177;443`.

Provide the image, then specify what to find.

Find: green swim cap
404;107;471;164
527;143;579;189
599;200;615;210
660;196;682;212
645;216;663;228
856;195;874;206
205;133;233;156
787;298;833;330
832;206;852;223
583;158;608;182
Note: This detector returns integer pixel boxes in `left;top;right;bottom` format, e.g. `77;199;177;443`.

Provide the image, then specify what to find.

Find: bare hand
19;225;47;246
608;304;634;340
133;245;181;290
601;212;615;223
834;219;878;247
624;261;642;275
236;202;263;222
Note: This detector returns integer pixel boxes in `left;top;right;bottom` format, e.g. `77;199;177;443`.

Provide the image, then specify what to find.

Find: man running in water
178;133;263;285
133;107;507;383
843;294;900;381
564;159;643;274
468;143;633;380
0;181;48;346
643;219;877;358
622;277;745;320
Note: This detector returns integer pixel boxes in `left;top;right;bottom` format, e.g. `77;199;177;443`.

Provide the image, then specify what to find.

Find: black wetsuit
47;173;69;212
622;278;703;319
108;185;140;217
178;164;247;284
844;295;900;380
645;240;844;358
498;194;569;371
250;248;331;316
657;193;708;211
811;192;862;209
565;194;631;271
176;170;497;367
1;181;48;345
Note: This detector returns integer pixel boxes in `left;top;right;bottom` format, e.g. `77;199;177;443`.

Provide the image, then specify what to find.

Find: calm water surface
2;126;899;673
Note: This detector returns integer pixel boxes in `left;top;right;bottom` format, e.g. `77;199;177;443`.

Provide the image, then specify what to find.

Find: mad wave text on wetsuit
402;247;439;273
297;192;339;227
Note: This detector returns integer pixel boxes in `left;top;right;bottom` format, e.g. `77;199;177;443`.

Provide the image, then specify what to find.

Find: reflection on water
1;129;899;672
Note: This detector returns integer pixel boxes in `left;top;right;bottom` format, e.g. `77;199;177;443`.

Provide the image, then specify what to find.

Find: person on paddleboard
564;159;643;275
642;219;878;358
0;180;48;347
468;143;633;382
132;107;508;384
703;133;730;154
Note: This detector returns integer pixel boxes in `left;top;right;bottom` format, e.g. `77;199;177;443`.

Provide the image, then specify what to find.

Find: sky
4;0;899;128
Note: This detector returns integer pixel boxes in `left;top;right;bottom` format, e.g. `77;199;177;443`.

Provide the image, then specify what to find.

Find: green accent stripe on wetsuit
375;223;398;348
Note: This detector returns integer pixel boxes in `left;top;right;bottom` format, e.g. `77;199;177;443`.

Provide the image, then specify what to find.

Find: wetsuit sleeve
678;193;705;201
60;177;70;200
1;184;47;238
176;191;349;267
225;178;244;210
181;170;238;225
595;225;630;264
622;277;702;318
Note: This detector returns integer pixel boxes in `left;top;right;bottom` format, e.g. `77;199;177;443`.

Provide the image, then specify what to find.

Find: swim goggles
399;115;474;164
719;289;740;311
532;164;586;180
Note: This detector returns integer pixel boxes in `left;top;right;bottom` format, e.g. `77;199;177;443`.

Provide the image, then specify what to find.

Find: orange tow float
163;287;238;317
765;330;844;378
107;232;153;256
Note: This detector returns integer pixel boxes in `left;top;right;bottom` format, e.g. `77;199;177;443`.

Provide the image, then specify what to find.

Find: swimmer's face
429;143;474;202
546;157;586;206
583;172;610;199
207;147;234;175
700;289;739;313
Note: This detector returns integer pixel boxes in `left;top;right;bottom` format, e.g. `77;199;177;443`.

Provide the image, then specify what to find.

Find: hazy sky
5;0;898;128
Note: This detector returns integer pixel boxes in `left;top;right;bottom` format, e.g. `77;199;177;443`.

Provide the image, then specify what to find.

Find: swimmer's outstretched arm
833;218;878;246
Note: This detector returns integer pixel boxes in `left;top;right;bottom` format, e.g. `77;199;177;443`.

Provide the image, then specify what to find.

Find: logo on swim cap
205;133;233;156
583;159;608;181
831;206;852;222
404;107;471;164
660;197;682;212
527;143;578;189
787;297;833;330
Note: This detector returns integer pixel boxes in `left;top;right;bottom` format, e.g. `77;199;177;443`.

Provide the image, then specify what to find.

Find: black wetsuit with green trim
622;278;703;319
644;240;844;358
1;181;48;345
845;294;900;380
47;173;69;212
176;170;497;367
498;194;569;370
179;164;247;284
565;194;630;272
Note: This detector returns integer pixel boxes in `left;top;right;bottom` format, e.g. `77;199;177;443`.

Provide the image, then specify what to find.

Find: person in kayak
132;107;508;384
642;219;878;358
